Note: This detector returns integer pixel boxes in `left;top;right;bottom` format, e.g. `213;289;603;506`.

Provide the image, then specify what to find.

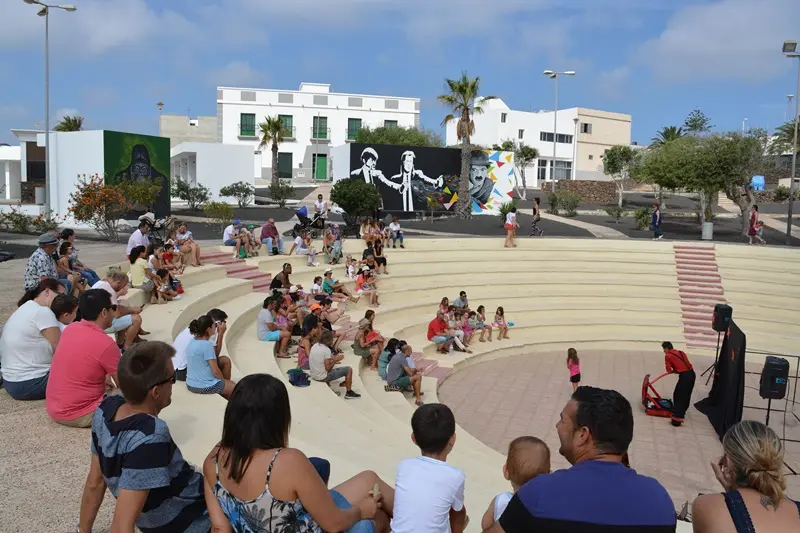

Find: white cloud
206;61;268;88
638;0;800;83
53;108;81;122
596;67;631;100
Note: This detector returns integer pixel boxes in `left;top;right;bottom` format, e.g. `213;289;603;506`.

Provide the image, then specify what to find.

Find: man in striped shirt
78;341;210;533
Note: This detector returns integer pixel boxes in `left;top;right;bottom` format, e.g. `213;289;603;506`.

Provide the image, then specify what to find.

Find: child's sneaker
344;390;361;399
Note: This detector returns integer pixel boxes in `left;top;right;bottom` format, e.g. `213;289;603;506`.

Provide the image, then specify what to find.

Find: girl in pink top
567;347;581;391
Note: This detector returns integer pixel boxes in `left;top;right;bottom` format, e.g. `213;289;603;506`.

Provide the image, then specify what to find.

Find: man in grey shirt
386;343;424;406
453;291;469;311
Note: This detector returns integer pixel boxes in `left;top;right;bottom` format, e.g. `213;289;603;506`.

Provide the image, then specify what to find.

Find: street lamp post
157;101;164;136
24;0;77;213
543;70;575;192
783;40;800;245
787;95;795;123
572;117;579;180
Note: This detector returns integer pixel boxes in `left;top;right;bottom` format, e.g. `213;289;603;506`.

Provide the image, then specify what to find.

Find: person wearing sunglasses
77;341;211;533
46;289;121;428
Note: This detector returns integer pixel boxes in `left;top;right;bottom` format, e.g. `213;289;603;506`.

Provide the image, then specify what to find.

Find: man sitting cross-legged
77;341;211;533
386;342;424;406
427;310;457;354
92;271;147;350
309;330;361;399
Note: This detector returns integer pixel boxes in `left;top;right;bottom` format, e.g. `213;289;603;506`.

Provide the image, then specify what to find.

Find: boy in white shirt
391;403;468;533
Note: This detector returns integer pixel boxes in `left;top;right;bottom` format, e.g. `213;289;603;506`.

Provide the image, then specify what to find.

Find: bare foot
479;338;486;342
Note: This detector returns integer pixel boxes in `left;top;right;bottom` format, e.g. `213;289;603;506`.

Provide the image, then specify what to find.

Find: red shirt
46;320;121;421
665;349;693;374
427;317;448;341
261;223;278;241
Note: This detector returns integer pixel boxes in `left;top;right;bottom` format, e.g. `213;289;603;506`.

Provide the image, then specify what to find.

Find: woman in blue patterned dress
203;374;395;533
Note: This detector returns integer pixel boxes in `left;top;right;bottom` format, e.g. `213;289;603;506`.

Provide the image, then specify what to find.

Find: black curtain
695;320;746;439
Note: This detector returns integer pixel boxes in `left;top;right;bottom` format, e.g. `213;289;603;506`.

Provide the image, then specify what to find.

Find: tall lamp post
783;40;800;245
23;0;77;213
543;70;575;192
786;94;794;123
572;117;579;180
157;101;164;136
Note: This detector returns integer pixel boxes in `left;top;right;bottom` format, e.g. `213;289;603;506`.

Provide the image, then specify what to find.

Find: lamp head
783;40;798;54
61;5;77;11
23;0;39;4
543;70;554;76
157;101;164;111
37;6;47;16
564;71;576;76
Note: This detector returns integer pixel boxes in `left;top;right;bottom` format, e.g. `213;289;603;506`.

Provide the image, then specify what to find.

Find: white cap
289;285;298;293
362;266;370;271
325;267;333;273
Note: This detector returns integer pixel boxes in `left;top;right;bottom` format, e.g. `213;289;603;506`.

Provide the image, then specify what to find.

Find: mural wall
341;143;515;216
103;130;171;217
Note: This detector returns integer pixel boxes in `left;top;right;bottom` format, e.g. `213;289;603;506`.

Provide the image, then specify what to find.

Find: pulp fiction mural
343;143;515;215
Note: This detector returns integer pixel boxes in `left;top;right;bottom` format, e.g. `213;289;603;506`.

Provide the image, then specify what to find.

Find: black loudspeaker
712;304;733;332
759;356;789;400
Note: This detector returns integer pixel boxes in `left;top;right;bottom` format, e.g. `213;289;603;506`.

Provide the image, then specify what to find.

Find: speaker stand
701;330;723;386
765;398;773;427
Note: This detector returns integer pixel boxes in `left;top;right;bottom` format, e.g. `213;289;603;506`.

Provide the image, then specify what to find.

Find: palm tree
54;115;84;132
258;116;286;184
767;121;800;156
439;72;495;218
651;125;684;147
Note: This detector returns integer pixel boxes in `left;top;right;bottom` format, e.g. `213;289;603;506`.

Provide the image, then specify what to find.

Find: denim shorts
322;366;350;383
260;329;281;342
432;335;452;344
330;490;375;533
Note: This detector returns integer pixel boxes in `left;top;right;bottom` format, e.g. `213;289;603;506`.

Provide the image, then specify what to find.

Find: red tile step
201;252;233;261
684;319;713;328
225;264;256;275
676;270;721;280
682;312;712;321
675;258;718;267
678;285;725;295
205;257;243;266
675;263;719;272
426;366;453;384
230;270;269;281
673;244;715;251
415;359;439;372
684;326;718;337
677;277;721;287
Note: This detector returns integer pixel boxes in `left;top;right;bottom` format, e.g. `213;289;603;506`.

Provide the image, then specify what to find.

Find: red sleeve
664;354;674;373
427;321;436;341
99;342;122;375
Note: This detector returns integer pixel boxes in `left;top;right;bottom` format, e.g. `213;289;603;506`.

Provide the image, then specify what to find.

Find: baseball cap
362;265;370;271
310;303;322;311
233;219;241;226
325;267;333;273
289;285;298;294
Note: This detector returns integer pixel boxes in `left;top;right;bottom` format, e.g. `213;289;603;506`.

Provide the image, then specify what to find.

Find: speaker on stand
760;356;790;426
702;304;733;385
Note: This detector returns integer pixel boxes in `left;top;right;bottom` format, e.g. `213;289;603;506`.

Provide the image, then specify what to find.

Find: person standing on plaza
651;203;664;240
530;197;543;237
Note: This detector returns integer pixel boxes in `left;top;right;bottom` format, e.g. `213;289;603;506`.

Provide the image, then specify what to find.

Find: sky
1;0;799;146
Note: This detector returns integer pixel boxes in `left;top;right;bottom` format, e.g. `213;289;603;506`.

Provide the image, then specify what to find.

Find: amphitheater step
426;366;453;384
674;243;727;352
225;264;257;275
201;252;232;261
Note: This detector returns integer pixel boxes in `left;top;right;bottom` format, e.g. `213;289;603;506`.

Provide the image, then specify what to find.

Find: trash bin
34;187;46;205
701;222;714;241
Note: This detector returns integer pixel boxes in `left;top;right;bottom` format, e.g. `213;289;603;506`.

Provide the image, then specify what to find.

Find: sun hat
38;233;58;246
362;265;370;271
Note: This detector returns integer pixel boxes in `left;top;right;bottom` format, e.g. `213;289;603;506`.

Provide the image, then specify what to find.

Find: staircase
200;250;273;292
674;244;727;350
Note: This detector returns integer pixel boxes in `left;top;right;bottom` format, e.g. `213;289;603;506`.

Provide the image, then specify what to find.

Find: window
278;93;294;104
384;99;399;110
553;160;573;180
277;152;292;181
278;115;293;137
240;91;256;102
312;116;328;139
384;120;398;128
588;154;594;160
537;159;548;182
239;113;256;137
539;132;573;144
518;129;524;139
313;95;328;106
501;113;507;123
581;122;592;134
348;97;363;107
347;118;362;140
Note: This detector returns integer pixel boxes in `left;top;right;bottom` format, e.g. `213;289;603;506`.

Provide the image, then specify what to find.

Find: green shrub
547;192;559;215
774;185;795;202
330;178;381;217
174;178;211;210
634;207;652;230
267;181;295;209
203;201;234;232
558;191;581;217
220;181;256;208
0;207;34;233
32;211;63;233
498;199;518;224
605;205;624;223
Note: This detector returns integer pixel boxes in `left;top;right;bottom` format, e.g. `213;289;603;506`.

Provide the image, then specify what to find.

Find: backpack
287;368;310;387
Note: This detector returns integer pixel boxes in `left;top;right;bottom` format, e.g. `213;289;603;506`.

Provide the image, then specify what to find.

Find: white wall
218;84;420;179
171;142;255;202
0;145;22;200
329;143;352;182
41;130;105;220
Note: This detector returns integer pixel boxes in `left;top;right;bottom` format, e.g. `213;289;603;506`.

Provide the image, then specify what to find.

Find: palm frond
441;113;456;127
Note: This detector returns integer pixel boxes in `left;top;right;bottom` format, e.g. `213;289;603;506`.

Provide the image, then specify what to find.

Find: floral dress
213;448;322;533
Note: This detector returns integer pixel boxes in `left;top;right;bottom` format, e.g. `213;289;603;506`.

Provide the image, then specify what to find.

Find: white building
218;82;420;182
445;98;631;187
170;142;255;201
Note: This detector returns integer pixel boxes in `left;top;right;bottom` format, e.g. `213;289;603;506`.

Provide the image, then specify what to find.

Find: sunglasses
150;371;177;389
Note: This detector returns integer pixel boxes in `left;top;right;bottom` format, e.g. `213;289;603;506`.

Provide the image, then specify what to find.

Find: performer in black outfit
662;341;696;427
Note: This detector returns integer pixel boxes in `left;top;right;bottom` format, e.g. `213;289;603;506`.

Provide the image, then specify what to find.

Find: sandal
275;353;291;359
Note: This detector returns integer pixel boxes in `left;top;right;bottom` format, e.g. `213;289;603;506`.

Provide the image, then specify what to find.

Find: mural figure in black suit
391;150;443;212
350;147;402;192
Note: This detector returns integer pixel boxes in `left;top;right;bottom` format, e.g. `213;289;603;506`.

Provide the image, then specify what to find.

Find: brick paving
437;349;800;510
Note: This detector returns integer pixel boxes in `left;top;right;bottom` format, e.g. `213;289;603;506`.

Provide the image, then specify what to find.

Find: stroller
642;373;674;417
340;212;361;239
292;205;325;238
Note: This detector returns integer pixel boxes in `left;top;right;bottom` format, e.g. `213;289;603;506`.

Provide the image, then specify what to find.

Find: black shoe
345;390;361;399
670;420;682;427
400;244;405;249
392;245;396;248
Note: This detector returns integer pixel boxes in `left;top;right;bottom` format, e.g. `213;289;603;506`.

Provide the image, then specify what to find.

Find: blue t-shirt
499;460;676;532
91;395;210;533
186;338;221;389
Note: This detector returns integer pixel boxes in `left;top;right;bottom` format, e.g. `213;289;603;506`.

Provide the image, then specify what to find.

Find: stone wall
541;180;618;205
20;182;39;204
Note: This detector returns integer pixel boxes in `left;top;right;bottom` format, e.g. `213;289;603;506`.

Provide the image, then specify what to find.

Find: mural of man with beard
391;150;443;212
469;150;495;205
115;144;168;185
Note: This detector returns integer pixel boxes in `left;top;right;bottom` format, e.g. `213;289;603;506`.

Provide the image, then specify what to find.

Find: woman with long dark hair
186;315;235;398
0;279;64;400
203;374;394;532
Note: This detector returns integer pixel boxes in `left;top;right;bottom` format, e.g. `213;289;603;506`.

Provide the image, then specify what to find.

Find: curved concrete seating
152;238;800;533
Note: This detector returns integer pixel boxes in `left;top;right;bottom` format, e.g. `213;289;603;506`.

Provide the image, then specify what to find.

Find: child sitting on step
493;306;510;341
480;436;551;531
